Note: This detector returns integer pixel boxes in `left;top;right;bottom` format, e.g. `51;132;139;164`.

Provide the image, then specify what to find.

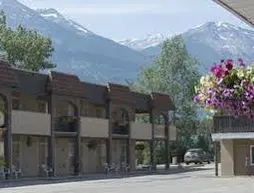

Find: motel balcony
80;117;109;138
130;122;152;140
12;110;51;136
154;124;166;139
213;115;254;133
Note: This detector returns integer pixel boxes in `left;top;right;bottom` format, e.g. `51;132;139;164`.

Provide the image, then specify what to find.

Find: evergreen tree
0;10;55;71
133;35;201;160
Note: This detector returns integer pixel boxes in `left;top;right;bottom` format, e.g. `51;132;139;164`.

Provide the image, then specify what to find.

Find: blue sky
19;0;250;40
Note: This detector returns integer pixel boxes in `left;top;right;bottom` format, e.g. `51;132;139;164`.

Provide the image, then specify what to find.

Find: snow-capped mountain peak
118;33;167;50
191;22;242;33
120;22;254;53
35;8;92;35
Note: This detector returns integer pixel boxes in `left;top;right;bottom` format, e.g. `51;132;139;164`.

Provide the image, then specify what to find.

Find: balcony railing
154;124;166;138
80;117;109;138
130;122;152;140
55;116;78;133
213;115;254;133
112;123;129;135
12;110;50;135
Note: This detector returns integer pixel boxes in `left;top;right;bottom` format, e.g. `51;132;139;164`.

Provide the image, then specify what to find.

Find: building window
12;98;20;110
120;110;129;124
68;103;75;116
39;141;48;166
68;139;75;175
250;145;254;166
12;140;21;168
120;144;127;163
95;108;102;118
37;100;47;113
82;103;89;116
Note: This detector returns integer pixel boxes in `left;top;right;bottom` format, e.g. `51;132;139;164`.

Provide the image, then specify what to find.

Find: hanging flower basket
87;140;98;150
194;58;254;119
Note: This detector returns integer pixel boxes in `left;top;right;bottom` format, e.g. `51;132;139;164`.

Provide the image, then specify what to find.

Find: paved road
1;165;254;193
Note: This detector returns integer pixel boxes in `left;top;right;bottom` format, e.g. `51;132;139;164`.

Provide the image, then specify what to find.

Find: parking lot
1;164;254;193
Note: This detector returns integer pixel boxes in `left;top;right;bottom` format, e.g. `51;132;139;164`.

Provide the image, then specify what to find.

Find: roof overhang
212;132;254;141
213;0;254;27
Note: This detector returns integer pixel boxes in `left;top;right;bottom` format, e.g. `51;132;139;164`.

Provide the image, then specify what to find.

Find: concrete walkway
2;164;254;193
0;164;206;188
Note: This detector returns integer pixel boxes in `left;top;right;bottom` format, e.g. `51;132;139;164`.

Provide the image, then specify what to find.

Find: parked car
184;148;211;165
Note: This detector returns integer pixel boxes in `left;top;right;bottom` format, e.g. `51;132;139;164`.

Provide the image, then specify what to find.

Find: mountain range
1;0;254;83
120;22;254;73
0;0;148;83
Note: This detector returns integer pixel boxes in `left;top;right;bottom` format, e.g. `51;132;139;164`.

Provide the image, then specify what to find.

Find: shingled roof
82;81;107;105
0;61;176;112
151;92;175;111
12;69;48;95
213;0;254;27
0;61;19;88
132;92;150;113
107;83;135;105
47;71;85;97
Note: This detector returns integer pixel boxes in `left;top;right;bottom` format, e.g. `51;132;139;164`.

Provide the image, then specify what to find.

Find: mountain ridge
0;0;149;83
119;22;254;73
118;33;167;51
1;0;254;83
35;8;93;36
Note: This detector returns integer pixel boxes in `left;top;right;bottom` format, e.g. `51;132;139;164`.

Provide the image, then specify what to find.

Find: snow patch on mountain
118;33;167;50
183;22;254;61
121;22;254;61
36;8;92;36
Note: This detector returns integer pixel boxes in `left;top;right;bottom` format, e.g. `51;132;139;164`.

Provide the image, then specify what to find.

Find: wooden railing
213;115;254;133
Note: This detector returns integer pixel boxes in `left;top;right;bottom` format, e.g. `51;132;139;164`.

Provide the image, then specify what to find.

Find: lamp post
167;110;175;169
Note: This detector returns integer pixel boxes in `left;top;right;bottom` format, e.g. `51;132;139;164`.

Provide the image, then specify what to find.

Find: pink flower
241;80;249;87
194;95;200;103
238;58;245;67
224;70;230;76
195;58;254;119
225;59;233;71
210;65;216;73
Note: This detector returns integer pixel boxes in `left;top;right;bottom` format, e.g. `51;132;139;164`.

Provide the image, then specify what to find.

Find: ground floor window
0;138;4;167
251;145;254;166
12;140;21;168
96;142;106;166
68;139;75;174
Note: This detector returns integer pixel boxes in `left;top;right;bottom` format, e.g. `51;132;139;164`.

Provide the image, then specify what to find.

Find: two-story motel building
0;60;176;177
